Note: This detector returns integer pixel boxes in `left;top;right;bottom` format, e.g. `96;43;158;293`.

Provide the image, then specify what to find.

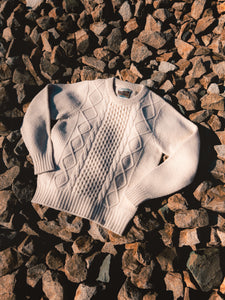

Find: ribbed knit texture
21;77;200;235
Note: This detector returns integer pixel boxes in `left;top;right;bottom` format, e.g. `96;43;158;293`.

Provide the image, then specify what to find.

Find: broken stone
120;69;138;83
145;14;161;32
179;228;200;247
88;222;109;242
40;57;61;80
151;71;167;85
0;271;17;300
176;89;198;111
36;16;55;31
167;193;188;212
131;261;155;289
210;160;225;183
208;83;220;94
107;28;123;53
0;191;17;222
12;68;36;85
0;248;23;277
124;18;139;34
0;62;12;81
133;213;160;232
46;248;64;270
175;39;195;59
158;61;177;73
195;16;216;35
90;22;109;36
214;145;225;161
0;166;20;191
64;254;87;283
174;209;209;228
22;55;43;86
193;181;213;201
159;224;175;248
164;272;184;300
213;62;225;80
191;0;207;20
118;1;133;22
81;56;106;72
74;283;98;300
118;278;143;300
138;31;167;49
191;58;206;79
97;254;111;283
201;94;225;111
72;235;94;254
217;229;225;246
187;248;223;292
27;263;47;288
156;247;177;272
131;39;152;63
208;114;221;131
75;29;90;54
42;270;64;300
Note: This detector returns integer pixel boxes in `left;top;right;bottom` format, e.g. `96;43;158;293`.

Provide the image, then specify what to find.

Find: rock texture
0;0;225;299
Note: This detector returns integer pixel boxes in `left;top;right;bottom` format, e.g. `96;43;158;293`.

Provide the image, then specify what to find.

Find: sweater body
21;78;200;235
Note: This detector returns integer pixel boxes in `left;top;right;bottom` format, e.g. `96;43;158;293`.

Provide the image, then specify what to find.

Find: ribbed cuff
125;184;151;206
32;152;55;175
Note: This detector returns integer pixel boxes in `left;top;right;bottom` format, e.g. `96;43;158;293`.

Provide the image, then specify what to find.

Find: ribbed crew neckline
106;77;148;105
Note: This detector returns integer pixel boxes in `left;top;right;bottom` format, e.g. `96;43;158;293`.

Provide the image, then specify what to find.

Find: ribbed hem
125;184;151;206
31;183;137;236
32;153;55;175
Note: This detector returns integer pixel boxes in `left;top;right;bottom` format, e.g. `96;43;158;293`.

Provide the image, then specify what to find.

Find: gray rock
207;83;220;94
62;0;81;12
75;29;90;54
40;57;61;80
42;270;64;300
97;254;111;283
12;68;36;85
176;89;198;111
158;61;177;73
187;248;223;292
46;248;64;270
36;16;55;31
74;283;97;300
81;56;106;73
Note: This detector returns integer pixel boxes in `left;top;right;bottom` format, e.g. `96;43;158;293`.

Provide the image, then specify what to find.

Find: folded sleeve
20;83;85;175
125;98;200;206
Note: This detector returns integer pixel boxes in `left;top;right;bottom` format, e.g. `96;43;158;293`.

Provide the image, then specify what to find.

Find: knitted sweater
21;77;200;235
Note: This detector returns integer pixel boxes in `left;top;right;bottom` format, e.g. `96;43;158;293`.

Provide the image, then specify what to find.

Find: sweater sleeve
20;83;86;175
125;98;200;206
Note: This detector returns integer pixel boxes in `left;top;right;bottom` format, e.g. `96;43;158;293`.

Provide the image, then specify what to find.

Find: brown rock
122;249;140;278
213;62;225;80
208;291;223;300
208;115;221;131
27;263;47;287
215;145;225;161
75;29;90;54
191;58;206;79
195;16;216;35
138;31;167;49
193;181;212;201
42;270;64;300
94;47;112;61
0;62;12;81
0;271;17;300
124;18;139;34
144;14;161;32
46;248;64;270
151;71;167;85
74;283;97;300
183;270;198;290
167;193;188;212
175;59;192;77
217;229;225;246
131;261;155;289
159;223;175;247
164;272;184;300
120;69;138;83
22;55;43;86
118;1;133;22
217;2;225;14
216;131;225;144
126;242;152;266
101;242;117;256
0;166;20;191
65;254;87;283
189;110;211;123
220;277;225;294
156;247;177;272
131;39;152;63
174;209;209;229
81;56;106;72
81;67;99;81
12;68;36;85
200;72;218;89
175;39;195;59
0;248;23;277
153;8;172;22
133;213;160;232
179;228;200;247
90;22;109;36
118;278;143;300
36;16;55;30
72;235;94;254
202;185;225;213
191;0;207;20
40;57;61;80
109;225;144;245
176;89;198;111
201;94;225;110
88;222;109;242
210;160;225;183
0;191;17;222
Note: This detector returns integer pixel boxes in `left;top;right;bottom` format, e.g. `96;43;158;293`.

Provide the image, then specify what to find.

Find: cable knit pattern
21;77;200;235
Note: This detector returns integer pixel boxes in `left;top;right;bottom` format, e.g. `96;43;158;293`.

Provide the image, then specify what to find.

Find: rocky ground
1;0;225;299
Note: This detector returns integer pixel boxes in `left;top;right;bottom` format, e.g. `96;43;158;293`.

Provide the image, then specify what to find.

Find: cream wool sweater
21;77;200;235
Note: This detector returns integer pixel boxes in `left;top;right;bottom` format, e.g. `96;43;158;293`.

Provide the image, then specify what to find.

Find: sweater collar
106;77;149;105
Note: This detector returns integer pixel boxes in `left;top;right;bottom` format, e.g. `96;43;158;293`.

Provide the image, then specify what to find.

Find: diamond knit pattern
64;101;130;212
